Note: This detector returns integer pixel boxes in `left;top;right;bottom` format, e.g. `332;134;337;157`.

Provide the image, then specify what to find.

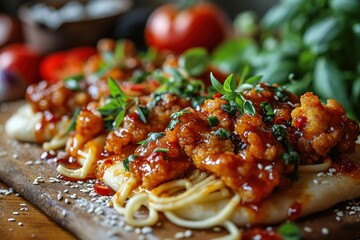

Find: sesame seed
142;226;153;234
64;198;70;204
18;222;23;226
12;212;19;215
174;232;185;239
135;228;141;234
124;225;134;232
317;172;324;177
213;226;222;232
313;179;319;184
63;189;69;193
8;218;16;222
184;230;192;238
303;226;312;232
13;154;19;159
321;228;329;235
34;160;42;165
57;193;63;201
25;161;33;165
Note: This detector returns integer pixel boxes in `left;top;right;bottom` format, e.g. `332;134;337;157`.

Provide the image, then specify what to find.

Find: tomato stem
178;0;198;10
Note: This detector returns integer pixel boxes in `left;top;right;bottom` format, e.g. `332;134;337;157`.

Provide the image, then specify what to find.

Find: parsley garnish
138;132;165;146
98;77;128;130
135;98;149;123
210;73;256;116
168;108;190;131
214;128;231;139
272;124;300;179
154;67;207;108
207;116;220;126
154;148;169;153
260;102;275;122
65;108;81;134
123;154;137;172
64;75;83;91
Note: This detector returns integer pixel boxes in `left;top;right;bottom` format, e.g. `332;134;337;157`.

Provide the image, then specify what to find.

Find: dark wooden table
0;181;75;240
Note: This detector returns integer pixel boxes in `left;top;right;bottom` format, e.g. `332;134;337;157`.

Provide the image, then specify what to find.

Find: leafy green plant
213;0;360;120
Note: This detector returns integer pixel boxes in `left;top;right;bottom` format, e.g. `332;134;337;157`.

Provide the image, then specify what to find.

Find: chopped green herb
168;109;190;131
210;72;256;116
154;148;169;153
272;124;299;179
179;47;208;76
65;108;81;134
123;154;137;172
155;68;207;107
214;128;231;139
132;70;148;84
272;124;287;142
138;132;165;146
135;98;149;124
207;116;220;126
64;75;83;91
260;102;275;122
277;222;301;240
98;77;129;130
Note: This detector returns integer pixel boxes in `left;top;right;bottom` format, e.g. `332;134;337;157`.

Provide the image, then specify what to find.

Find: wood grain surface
0;101;359;240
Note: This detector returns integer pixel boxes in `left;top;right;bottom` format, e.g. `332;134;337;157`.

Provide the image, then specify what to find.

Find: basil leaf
262;0;304;29
210;72;227;94
330;0;360;15
136;105;149;124
179;48;208;76
223;74;236;92
114;108;126;128
108;77;126;101
243;100;256;116
211;39;257;74
314;58;351;111
258;61;295;84
304;17;342;54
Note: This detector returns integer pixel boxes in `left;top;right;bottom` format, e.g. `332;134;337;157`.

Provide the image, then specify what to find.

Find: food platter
1;101;359;240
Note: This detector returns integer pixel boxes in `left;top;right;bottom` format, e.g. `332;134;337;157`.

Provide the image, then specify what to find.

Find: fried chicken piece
291;92;359;163
104;93;191;154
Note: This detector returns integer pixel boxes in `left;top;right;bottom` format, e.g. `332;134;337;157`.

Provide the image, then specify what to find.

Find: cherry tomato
40;46;96;83
0;43;41;102
145;1;232;54
93;181;115;196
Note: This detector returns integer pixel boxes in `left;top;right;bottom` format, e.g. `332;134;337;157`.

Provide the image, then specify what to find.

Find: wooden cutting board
0;101;359;240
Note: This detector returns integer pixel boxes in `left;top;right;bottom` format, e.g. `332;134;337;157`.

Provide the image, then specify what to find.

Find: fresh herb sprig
138;132;165;146
154;67;207;108
272;124;300;179
210;73;257;116
98;77;129;130
123;154;136;172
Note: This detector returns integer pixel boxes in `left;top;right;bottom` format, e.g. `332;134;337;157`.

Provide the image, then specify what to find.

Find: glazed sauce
35;111;61;143
333;156;360;179
287;202;302;221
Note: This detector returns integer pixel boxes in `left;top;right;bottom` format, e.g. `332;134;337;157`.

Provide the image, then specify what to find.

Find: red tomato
40;46;96;83
0;43;40;84
93;181;115;196
145;2;232;54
